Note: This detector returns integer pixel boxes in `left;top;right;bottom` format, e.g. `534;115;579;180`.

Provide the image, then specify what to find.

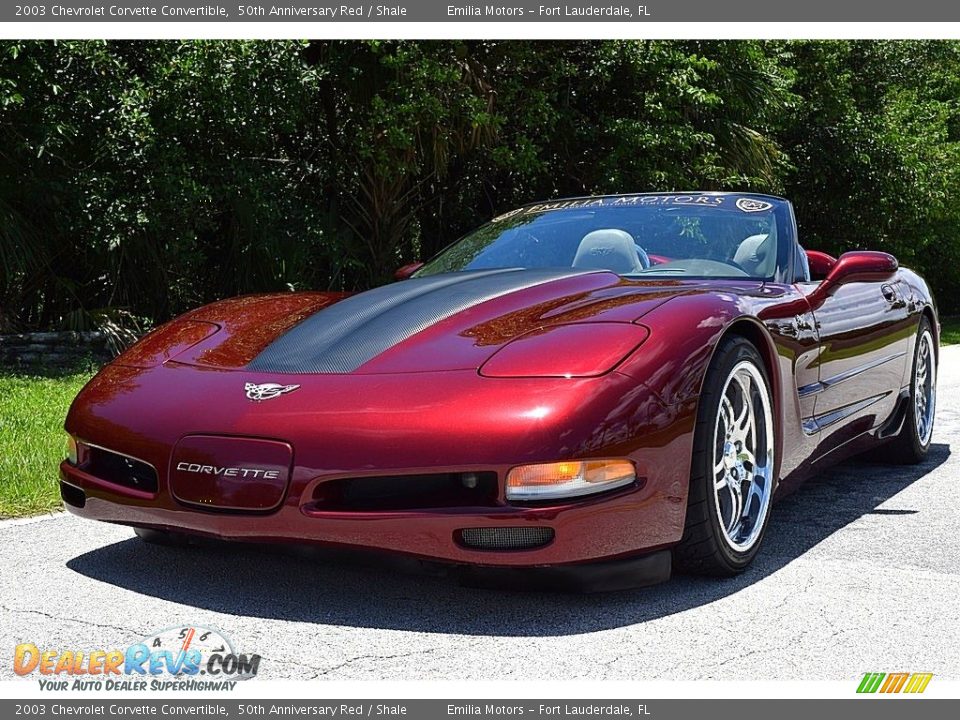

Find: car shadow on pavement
66;442;950;637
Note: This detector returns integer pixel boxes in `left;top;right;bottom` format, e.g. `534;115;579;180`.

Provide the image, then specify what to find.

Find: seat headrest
733;233;775;276
572;229;643;274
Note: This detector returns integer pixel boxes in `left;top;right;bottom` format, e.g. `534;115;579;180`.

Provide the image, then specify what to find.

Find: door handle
881;284;906;308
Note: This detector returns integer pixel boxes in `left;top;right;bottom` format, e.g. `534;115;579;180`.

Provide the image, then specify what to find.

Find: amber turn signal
505;459;635;501
66;435;79;466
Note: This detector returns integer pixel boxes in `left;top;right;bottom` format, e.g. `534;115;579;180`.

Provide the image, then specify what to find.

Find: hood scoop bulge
247;268;591;374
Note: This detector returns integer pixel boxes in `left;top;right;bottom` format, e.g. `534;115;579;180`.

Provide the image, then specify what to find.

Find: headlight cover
506;459;636;501
479;323;649;378
114;320;219;368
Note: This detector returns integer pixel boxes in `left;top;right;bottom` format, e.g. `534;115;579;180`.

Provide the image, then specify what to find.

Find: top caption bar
5;0;960;23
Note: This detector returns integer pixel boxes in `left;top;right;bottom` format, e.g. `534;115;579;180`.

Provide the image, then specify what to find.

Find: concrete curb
0;511;65;527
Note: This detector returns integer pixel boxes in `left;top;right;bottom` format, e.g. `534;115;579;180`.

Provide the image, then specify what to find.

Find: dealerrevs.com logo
14;625;259;691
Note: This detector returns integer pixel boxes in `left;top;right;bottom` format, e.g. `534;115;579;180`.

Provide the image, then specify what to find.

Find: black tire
673;335;775;576
134;527;192;547
884;317;937;464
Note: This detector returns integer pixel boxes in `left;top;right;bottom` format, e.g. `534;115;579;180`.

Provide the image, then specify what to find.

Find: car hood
133;269;729;375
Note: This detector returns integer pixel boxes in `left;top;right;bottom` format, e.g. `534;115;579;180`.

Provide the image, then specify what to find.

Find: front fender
617;293;758;406
616;291;805;491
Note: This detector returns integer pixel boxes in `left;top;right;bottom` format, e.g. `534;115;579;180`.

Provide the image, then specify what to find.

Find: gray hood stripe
248;268;592;374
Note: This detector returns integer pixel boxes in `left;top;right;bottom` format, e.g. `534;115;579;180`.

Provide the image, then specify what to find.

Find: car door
801;276;913;450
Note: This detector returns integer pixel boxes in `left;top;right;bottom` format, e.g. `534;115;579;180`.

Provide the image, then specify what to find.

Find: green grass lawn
0;367;93;518
940;316;960;346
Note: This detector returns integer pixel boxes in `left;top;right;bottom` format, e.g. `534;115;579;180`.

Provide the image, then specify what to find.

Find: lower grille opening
313;472;498;511
60;481;86;509
457;526;555;551
84;446;158;493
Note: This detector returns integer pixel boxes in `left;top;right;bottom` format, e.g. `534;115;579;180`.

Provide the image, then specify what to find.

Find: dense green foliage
3;40;960;335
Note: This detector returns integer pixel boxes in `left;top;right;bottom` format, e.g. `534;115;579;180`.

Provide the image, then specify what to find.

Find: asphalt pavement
2;347;959;681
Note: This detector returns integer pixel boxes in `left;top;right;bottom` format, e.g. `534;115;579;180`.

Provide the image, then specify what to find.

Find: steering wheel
721;258;750;274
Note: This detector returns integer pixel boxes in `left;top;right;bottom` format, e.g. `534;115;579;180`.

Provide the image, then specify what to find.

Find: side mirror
394;261;424;281
805;249;837;281
809;251;898;304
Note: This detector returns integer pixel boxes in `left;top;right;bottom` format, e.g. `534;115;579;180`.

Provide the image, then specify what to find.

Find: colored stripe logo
857;672;933;694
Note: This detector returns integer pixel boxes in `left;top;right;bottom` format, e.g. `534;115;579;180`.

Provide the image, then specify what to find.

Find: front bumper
60;462;679;569
62;363;694;571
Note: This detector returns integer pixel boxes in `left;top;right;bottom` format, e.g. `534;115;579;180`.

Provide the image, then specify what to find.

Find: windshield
416;195;788;280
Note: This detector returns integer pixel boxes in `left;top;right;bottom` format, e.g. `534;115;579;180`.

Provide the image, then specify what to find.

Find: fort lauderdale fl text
448;4;650;16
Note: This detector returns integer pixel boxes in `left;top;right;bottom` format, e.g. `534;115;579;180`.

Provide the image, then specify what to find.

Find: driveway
2;347;959;681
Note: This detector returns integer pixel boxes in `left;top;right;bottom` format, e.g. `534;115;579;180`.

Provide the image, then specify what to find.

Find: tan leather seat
572;229;644;274
733;233;775;277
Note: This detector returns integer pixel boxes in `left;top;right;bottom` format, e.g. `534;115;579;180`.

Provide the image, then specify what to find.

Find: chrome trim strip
797;382;824;399
804;392;890;433
821;351;906;389
58;477;84;491
797;351;906;398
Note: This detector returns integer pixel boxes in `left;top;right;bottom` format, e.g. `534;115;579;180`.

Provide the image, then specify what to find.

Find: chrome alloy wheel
711;360;775;553
915;329;937;447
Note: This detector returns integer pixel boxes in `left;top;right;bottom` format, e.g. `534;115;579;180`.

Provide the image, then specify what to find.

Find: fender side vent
457;526;554;551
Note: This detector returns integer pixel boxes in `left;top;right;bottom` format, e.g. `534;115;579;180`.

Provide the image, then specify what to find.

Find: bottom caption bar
2;700;958;719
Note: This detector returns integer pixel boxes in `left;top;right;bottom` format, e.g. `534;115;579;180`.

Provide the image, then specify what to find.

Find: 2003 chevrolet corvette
61;192;938;589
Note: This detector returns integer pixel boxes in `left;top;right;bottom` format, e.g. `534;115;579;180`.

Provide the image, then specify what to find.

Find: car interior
570;227;781;279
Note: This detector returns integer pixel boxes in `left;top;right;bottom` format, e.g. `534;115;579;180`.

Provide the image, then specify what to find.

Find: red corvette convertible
61;192;938;589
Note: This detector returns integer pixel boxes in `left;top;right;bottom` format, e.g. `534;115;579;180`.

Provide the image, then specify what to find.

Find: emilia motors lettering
447;5;650;17
446;705;648;716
